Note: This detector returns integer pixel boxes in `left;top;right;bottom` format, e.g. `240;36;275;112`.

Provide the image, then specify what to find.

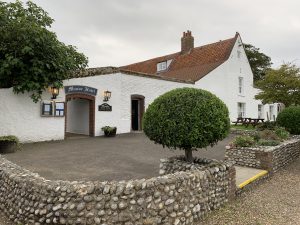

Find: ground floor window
238;102;246;118
258;104;264;119
269;105;274;121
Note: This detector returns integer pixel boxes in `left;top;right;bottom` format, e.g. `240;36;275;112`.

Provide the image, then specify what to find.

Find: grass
230;124;256;130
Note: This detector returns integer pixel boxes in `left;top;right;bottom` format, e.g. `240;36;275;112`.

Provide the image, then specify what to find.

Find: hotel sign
64;85;97;96
98;103;112;111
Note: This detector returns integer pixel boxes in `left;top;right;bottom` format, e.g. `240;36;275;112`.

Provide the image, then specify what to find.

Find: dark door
131;100;139;130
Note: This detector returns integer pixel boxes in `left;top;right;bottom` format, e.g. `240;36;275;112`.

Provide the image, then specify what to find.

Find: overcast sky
15;0;300;67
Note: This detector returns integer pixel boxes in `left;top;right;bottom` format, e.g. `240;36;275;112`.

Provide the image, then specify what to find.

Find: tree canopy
143;88;230;162
0;1;88;102
244;44;272;82
255;63;300;107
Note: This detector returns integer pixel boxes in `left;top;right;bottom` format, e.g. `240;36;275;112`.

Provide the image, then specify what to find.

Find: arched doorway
65;94;95;137
131;95;145;131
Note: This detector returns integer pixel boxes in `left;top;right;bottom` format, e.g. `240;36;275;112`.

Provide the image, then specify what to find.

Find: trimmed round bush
143;88;230;162
277;106;300;135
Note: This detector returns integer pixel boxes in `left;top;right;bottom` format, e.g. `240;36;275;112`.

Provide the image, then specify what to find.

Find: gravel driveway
200;157;300;225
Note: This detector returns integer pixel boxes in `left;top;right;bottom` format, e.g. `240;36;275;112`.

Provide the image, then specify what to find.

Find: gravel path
200;157;300;225
1;158;300;225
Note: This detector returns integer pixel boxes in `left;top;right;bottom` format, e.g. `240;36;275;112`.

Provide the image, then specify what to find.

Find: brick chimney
181;30;194;54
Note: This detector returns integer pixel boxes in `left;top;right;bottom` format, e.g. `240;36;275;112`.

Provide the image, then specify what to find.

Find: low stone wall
0;156;236;225
225;138;300;173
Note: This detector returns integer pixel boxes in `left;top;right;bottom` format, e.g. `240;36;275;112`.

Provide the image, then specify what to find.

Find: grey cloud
11;0;300;67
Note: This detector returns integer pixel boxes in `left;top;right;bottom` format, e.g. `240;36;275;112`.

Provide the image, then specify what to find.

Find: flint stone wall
225;138;300;172
0;156;235;225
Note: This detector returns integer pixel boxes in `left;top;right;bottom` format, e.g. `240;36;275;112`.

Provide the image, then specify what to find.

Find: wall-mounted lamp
103;90;111;102
50;86;59;99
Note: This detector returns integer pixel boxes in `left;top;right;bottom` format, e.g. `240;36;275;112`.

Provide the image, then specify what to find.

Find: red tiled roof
120;33;239;82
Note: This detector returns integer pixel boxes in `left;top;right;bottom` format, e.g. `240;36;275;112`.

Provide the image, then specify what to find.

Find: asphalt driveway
4;133;235;182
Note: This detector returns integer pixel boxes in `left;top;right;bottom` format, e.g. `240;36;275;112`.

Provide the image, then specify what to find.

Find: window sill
238;94;245;97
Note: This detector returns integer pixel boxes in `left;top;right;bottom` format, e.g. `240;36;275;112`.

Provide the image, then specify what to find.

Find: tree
0;1;88;102
143;88;230;162
244;44;272;82
255;63;300;107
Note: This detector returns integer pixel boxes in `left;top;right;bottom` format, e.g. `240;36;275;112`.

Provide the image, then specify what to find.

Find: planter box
0;142;17;154
225;138;300;173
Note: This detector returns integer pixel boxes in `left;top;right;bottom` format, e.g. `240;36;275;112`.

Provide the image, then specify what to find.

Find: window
157;59;173;72
237;50;242;59
238;77;244;94
269;105;274;121
238;102;246;118
258;104;264;119
157;61;167;72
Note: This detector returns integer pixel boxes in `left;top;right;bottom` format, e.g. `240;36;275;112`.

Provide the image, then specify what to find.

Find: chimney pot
181;30;194;54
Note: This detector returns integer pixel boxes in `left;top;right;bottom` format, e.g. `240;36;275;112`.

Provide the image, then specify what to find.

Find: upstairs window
238;77;244;95
157;61;167;72
237;50;242;59
157;59;172;72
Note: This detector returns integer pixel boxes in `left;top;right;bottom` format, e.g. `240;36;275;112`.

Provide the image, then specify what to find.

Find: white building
0;31;280;143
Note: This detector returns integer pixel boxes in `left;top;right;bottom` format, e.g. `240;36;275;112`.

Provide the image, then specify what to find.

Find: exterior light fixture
103;90;111;102
50;86;59;99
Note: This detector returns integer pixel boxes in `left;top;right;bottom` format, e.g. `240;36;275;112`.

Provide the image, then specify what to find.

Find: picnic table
233;117;264;127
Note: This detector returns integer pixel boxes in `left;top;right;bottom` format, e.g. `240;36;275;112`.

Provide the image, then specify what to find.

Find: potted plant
101;126;117;137
0;135;20;154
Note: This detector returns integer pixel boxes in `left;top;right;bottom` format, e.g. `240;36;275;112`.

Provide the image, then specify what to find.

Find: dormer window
157;59;173;72
157;61;167;72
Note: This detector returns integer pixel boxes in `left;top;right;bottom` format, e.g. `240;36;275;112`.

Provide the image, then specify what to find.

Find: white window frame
269;105;274;121
238;102;246;118
238;77;244;95
157;61;167;72
258;104;264;119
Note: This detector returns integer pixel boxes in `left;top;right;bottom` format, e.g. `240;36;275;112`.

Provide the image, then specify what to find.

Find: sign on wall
98;103;112;111
64;85;98;96
41;101;65;117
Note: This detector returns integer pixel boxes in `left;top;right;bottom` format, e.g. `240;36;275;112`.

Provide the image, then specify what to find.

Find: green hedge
143;88;230;155
277;106;300;135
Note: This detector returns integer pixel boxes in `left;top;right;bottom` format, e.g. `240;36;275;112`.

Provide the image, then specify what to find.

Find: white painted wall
63;73;192;135
0;88;65;143
195;35;275;122
66;99;89;135
118;74;193;133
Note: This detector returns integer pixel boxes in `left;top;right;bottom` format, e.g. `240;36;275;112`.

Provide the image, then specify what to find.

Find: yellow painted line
238;170;268;189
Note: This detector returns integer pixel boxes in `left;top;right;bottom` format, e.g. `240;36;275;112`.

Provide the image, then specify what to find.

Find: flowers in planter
101;126;117;137
0;135;20;153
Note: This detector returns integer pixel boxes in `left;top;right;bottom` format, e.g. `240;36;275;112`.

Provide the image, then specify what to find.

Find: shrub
277;106;300;135
143;88;230;162
233;135;255;147
258;139;280;146
259;129;280;141
274;127;290;140
256;121;277;131
0;135;19;144
101;126;117;137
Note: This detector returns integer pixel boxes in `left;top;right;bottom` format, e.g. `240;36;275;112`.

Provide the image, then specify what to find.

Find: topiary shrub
143;88;230;162
277;106;300;135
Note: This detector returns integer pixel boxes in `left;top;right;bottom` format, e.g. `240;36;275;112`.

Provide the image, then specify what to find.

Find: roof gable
121;33;239;82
